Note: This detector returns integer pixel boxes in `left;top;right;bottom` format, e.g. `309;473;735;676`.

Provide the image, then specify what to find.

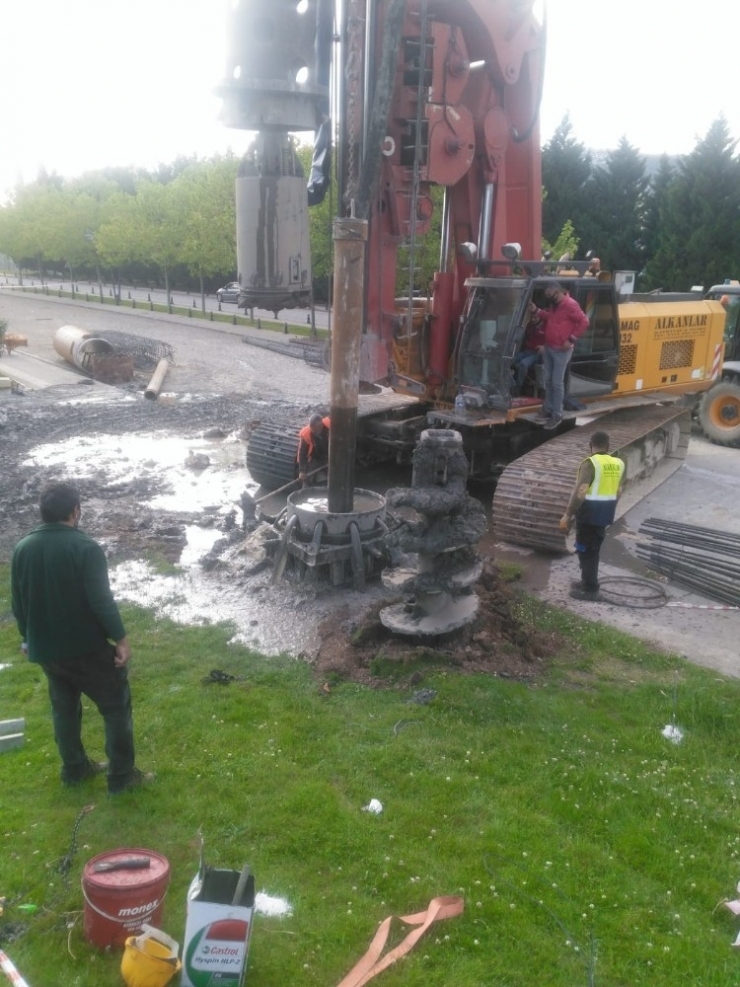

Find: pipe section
328;216;368;513
144;358;170;400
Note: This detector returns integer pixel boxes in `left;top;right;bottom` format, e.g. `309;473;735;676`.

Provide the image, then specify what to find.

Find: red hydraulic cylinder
428;271;454;383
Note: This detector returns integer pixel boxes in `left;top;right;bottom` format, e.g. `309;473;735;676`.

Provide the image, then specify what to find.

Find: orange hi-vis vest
297;417;330;462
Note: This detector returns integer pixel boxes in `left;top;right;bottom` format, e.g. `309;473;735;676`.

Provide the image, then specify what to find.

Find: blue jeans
542;346;573;419
42;645;136;792
512;350;541;391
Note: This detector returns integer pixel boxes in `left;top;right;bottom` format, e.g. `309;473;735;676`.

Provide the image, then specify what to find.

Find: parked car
216;282;241;304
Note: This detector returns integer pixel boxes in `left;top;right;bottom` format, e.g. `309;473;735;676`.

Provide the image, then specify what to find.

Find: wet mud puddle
22;430;336;657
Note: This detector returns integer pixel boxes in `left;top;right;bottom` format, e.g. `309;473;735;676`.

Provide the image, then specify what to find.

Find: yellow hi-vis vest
578;453;625;526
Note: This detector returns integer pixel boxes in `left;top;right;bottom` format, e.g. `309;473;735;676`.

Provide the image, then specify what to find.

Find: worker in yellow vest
559;430;625;601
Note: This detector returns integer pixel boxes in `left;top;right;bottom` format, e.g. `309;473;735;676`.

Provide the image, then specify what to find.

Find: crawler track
492;404;691;552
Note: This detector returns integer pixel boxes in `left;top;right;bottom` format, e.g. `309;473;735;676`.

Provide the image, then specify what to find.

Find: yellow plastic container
120;924;181;987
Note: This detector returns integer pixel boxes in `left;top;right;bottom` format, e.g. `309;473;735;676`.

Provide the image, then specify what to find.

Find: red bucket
82;849;170;950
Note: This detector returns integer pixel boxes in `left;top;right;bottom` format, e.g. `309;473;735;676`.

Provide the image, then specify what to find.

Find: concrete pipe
144;358;170;400
53;325;114;372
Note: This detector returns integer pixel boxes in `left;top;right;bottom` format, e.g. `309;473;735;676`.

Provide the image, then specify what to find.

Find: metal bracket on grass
0;718;25;752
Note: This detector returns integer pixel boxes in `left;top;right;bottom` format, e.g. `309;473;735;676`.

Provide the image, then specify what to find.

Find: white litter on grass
255;891;293;917
662;724;684;744
363;798;383;814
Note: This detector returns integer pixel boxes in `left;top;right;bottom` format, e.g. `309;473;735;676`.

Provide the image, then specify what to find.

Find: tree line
1;115;738;299
543;115;740;291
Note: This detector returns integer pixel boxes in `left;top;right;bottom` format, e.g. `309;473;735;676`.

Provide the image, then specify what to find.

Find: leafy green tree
643;118;740;291
542;219;579;263
296;143;334;299
3;184;67;281
97;192;142;296
176;156;238;310
132;180;186;298
542;115;592;246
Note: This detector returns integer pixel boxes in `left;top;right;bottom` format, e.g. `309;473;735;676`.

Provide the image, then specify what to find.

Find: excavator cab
457;278;528;408
456;276;621;411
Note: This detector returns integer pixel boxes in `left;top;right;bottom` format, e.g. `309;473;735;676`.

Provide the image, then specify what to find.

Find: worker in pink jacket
529;281;589;429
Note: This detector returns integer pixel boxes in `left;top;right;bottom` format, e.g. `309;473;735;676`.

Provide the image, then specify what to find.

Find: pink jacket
535;293;589;348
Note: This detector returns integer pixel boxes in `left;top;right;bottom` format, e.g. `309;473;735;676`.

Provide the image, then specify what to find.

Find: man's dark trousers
574;521;606;591
41;644;135;792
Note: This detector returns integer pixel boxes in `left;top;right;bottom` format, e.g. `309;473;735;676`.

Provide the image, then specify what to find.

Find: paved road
0;289;330;405
495;432;740;678
1;274;331;330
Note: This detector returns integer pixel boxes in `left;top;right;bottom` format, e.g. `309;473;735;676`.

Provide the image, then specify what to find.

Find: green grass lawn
1;566;740;986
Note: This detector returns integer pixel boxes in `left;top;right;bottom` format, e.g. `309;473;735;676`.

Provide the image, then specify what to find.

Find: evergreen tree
578;137;648;274
639;155;675;288
542;115;592;246
643;118;740;290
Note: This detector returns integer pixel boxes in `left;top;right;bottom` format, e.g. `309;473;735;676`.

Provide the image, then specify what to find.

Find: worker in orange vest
297;413;330;485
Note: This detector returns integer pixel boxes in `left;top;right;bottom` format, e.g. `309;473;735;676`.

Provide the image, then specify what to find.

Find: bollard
147;293;151;302
133;298;136;309
209;311;213;321
283;322;288;334
306;315;311;324
192;300;196;308
257;318;261;329
128;291;132;299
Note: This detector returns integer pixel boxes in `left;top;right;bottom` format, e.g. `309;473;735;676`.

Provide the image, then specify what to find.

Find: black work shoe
569;586;602;602
533;411;551;423
63;760;107;787
108;768;156;796
543;416;563;430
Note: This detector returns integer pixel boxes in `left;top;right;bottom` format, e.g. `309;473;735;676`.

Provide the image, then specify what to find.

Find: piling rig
221;0;736;561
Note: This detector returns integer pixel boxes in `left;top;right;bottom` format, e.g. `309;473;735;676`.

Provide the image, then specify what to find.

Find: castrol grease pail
82;849;171;949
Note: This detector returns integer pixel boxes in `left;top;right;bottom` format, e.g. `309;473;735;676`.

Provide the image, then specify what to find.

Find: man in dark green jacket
11;481;150;794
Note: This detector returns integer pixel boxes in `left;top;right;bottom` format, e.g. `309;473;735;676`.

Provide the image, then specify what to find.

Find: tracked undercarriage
492;404;691;552
245;400;692;556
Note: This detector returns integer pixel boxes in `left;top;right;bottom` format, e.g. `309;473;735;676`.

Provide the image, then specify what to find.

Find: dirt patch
314;563;562;688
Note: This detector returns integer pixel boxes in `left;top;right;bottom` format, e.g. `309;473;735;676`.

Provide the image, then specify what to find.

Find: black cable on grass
483;852;597;987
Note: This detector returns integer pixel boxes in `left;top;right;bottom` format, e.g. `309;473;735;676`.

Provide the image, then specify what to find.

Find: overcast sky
1;0;738;201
